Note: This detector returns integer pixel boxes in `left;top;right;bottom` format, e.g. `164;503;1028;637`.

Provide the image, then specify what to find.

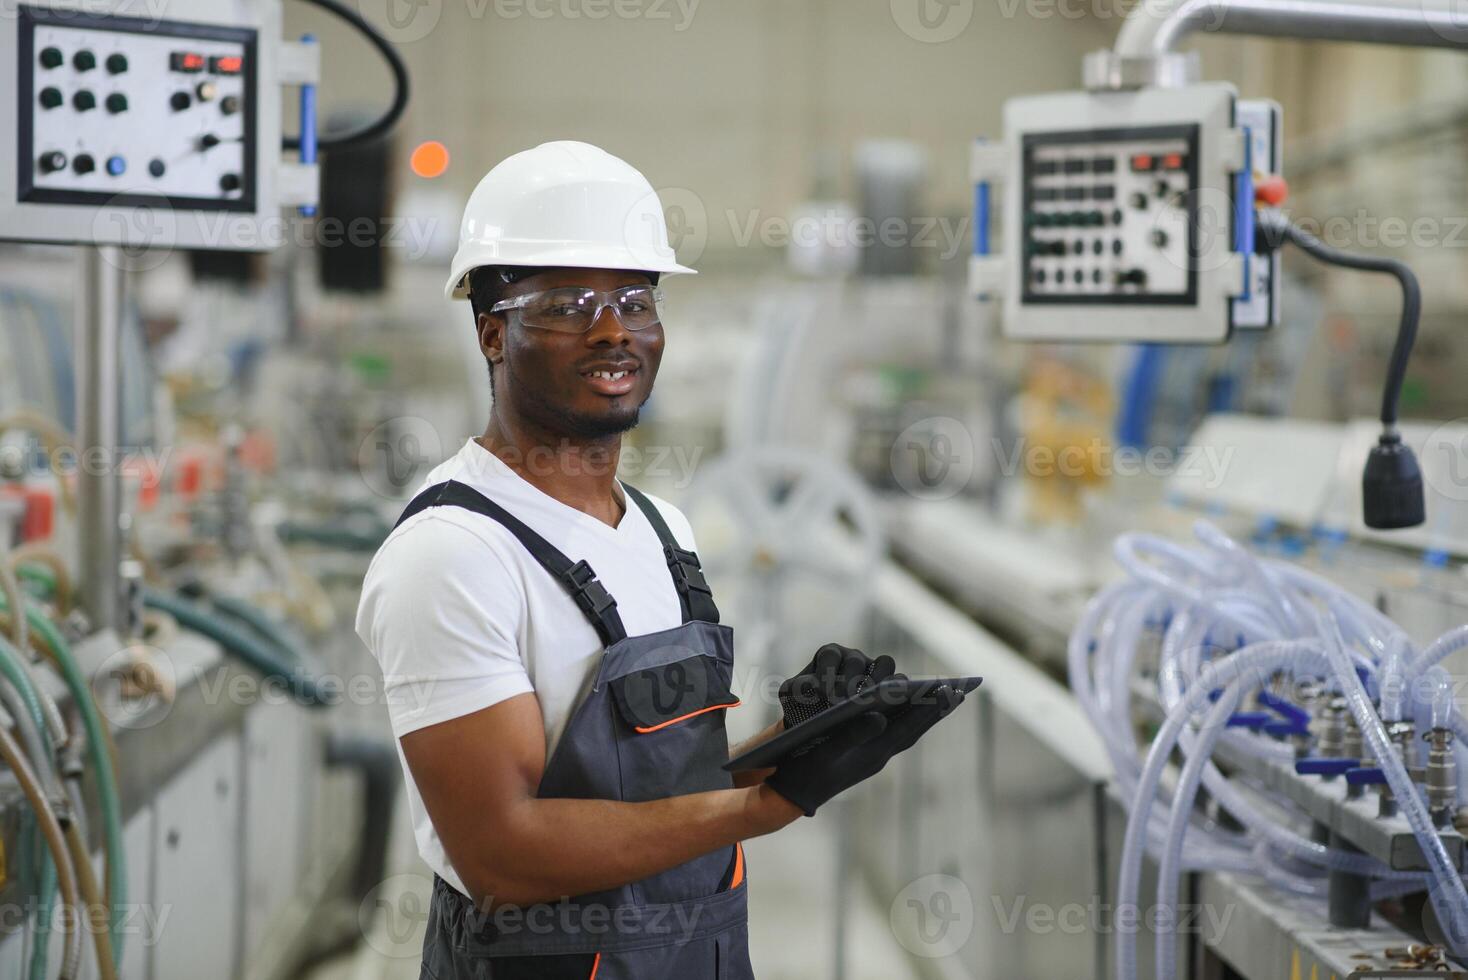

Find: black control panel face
18;5;257;212
1021;125;1200;306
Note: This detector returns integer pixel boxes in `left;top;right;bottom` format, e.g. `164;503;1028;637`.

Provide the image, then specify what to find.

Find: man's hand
765;684;967;817
779;643;898;729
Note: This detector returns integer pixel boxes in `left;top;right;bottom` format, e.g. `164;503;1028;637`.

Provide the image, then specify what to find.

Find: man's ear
478;311;505;366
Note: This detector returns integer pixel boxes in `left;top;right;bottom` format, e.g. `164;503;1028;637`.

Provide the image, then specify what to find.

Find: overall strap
394;481;627;646
622;484;720;625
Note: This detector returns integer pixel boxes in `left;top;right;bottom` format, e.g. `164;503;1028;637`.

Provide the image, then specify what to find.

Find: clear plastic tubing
1116;641;1328;980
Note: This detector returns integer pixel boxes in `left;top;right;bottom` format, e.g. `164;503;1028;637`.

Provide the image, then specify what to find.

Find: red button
1130;153;1154;172
1254;174;1289;206
1162;153;1185;170
210;54;243;75
171;51;205;73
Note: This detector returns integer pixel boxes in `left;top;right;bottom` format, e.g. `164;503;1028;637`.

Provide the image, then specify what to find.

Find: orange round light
410;140;450;179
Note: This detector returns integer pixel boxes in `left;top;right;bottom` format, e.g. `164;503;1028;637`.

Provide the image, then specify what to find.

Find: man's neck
478;416;625;528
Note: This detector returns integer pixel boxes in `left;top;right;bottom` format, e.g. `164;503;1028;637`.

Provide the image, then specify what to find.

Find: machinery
0;2;410;978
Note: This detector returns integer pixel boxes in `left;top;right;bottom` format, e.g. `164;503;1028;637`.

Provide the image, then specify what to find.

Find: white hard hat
444;141;696;300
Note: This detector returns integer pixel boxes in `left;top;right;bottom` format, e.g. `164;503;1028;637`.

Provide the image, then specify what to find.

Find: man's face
479;267;665;440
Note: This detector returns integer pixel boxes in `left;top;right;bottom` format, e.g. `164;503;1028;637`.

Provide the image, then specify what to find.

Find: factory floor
305;799;920;980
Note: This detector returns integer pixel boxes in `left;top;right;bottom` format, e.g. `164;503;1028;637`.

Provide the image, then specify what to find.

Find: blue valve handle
1346;766;1387;786
1227;711;1271;730
1264;721;1309;740
973;180;990;257
298;33;318;218
1295;758;1359;776
1257;690;1312;728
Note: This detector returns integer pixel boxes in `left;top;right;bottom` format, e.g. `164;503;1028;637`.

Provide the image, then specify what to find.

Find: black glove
766;684;966;817
779;643;897;729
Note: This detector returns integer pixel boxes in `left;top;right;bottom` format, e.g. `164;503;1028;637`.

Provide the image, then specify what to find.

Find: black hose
285;0;410;151
1256;211;1420;427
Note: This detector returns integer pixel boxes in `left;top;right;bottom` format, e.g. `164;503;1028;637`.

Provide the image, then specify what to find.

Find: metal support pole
76;246;124;632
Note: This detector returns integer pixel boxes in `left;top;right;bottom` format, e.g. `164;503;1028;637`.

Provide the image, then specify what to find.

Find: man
357;141;965;980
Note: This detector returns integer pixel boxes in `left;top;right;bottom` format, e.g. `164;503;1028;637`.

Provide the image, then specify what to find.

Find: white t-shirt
355;438;699;895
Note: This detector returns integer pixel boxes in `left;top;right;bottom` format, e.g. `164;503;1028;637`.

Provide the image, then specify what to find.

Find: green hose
0;632;59;980
276;519;388;552
141;589;335;708
13;601;128;969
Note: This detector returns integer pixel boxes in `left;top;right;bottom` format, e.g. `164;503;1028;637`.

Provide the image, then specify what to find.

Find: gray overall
395;480;757;980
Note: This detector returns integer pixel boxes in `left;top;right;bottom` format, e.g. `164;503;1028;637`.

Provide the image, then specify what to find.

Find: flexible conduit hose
0;721;81;980
141;589;334;707
2;596;128;968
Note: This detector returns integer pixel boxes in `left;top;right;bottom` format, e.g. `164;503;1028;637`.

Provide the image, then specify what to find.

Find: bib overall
396;479;757;980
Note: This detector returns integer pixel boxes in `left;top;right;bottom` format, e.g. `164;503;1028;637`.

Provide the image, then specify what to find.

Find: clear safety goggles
490;284;665;334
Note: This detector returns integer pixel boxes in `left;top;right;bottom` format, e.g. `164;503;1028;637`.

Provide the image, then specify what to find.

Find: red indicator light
1130;153;1154;172
1163;152;1185;170
211;54;243;75
171;51;205;72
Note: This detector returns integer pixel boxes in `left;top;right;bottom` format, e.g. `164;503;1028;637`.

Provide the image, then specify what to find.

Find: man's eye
621;301;649;314
546;305;583;317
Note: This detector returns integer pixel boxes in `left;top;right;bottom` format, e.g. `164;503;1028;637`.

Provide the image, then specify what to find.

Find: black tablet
724;675;982;772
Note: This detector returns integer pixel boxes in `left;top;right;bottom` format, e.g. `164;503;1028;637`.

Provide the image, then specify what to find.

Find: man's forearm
455;782;799;908
728;718;783;789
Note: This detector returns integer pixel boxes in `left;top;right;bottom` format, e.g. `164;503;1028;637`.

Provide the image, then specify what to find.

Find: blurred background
4;1;1468;979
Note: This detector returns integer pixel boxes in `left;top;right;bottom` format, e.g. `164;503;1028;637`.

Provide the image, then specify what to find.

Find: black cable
283;0;410;151
1256;211;1419;427
1256;210;1426;529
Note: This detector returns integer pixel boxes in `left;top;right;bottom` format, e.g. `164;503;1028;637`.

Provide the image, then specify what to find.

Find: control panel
0;0;316;251
973;82;1256;344
1022;127;1198;305
21;7;256;209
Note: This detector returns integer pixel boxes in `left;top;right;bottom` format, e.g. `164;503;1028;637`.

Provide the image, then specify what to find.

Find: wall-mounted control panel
973;82;1264;344
0;1;316;251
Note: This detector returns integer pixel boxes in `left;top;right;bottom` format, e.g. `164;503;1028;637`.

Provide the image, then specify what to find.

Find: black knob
1155;180;1171;199
148;158;166;178
38;87;63;110
1116;268;1148;287
220;95;241;116
39;47;63;70
73;50;96;72
199;133;221;150
106;93;128;114
1151;229;1169;248
72;90;96;111
38;151;67;173
170;91;192;111
1130;192;1148;210
219;173;241;192
106;53;128;74
73;154;95;175
1112;239;1124;256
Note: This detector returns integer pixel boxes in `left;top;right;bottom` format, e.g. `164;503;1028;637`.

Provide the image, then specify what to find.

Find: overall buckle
562;560;618;621
664;545;712;597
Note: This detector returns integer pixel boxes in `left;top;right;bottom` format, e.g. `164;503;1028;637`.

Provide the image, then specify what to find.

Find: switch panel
0;0;311;251
18;6;256;209
978;82;1247;344
1021;126;1198;306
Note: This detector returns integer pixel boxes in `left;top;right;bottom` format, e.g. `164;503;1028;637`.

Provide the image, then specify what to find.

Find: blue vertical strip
298;33;318;217
1234;125;1254;301
1117;344;1166;450
974;181;991;256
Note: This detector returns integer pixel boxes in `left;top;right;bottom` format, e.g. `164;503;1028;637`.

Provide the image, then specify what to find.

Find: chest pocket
609;655;740;733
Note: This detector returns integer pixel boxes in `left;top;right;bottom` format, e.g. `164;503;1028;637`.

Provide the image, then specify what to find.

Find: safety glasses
490;285;665;334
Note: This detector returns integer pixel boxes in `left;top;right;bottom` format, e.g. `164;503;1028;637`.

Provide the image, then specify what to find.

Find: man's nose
583;302;632;345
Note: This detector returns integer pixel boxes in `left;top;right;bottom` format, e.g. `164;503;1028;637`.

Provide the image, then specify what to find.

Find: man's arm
401;691;800;909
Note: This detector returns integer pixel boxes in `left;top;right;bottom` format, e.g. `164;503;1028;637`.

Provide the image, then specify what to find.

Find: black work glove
766;684;966;817
779;643;898;729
